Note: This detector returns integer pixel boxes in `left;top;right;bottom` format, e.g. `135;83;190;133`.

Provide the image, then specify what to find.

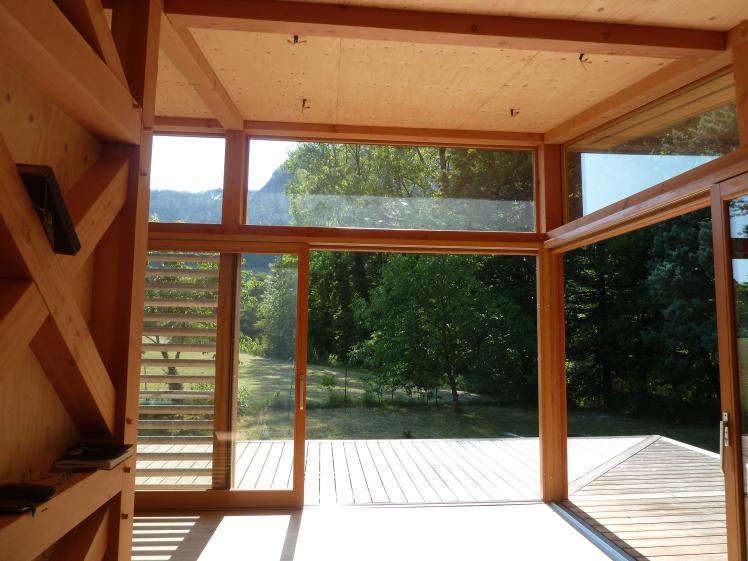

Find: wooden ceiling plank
54;0;129;87
545;51;733;144
164;0;726;59
160;13;244;129
0;0;140;144
732;21;748;145
0;156;129;385
0;141;121;436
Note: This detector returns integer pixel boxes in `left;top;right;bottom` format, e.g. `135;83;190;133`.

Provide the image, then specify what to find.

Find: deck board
563;437;726;561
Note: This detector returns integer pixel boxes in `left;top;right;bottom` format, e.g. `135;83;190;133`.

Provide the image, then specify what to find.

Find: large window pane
149;135;226;224
233;253;298;491
247;141;534;232
567;73;739;220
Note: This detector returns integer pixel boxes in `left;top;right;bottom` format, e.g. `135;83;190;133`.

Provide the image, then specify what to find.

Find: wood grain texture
710;182;747;561
49;505;110;561
160;14;243;129
55;0;128;86
0;0;139;143
0;468;123;561
0;135;116;437
734;25;748;147
165;0;725;58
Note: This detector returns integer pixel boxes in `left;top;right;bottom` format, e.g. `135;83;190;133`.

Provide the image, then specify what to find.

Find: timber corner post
537;144;569;502
99;1;162;559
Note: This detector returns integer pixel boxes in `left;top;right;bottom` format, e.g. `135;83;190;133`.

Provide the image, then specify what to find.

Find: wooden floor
131;503;614;561
562;437;727;561
136;436;728;560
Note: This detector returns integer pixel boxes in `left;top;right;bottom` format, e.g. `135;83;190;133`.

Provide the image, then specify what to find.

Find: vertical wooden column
711;184;747;561
733;21;748;146
91;2;161;560
537;144;568;502
293;248;310;504
213;131;247;489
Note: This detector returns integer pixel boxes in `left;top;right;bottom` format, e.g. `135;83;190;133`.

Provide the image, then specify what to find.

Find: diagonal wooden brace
0;138;127;436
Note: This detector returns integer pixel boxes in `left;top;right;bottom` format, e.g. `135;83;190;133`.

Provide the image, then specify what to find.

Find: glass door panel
232;253;300;490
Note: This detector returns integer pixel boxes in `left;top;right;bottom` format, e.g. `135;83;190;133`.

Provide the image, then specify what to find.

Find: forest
148;103;740;437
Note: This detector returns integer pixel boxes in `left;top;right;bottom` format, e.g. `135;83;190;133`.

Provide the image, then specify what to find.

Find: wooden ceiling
153;0;748;137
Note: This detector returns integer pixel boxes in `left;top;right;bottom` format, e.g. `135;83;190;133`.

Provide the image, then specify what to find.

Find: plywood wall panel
0;349;79;484
0;61;101;194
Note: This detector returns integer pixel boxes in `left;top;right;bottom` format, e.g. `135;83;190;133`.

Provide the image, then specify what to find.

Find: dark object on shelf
54;443;133;470
0;483;56;503
16;164;81;255
0;498;36;517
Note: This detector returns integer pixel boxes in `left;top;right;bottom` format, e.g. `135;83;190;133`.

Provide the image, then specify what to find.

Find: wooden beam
0;468;123;561
164;0;725;59
49;505;110;561
212;131;246;489
537;145;563;232
153;117;544;148
546;146;748;253
102;2;162;559
160;14;244;129
710;183;747;561
0;137;116;436
0;156;129;386
55;0;128;86
545;51;732;144
537;249;567;502
733;21;748;146
0;0;140;143
148;223;545;253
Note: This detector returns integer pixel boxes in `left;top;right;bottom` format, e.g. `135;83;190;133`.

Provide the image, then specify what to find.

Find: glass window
149;135;226;224
567;73;739;221
247;141;534;232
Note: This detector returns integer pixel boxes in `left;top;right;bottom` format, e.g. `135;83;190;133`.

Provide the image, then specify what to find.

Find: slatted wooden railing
136;252;219;488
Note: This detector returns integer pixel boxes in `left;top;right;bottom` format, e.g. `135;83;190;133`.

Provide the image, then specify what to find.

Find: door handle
720;411;730;474
299;375;305;411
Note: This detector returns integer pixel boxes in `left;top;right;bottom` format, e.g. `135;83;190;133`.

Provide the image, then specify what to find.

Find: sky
150;136;297;192
580;153;718;215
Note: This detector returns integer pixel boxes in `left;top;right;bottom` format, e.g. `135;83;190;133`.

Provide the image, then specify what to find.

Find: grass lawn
140;352;718;452
231;354;719;452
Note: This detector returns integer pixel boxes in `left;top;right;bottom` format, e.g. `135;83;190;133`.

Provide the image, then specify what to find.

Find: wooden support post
710;184;747;561
733;21;748;146
537;144;568;502
96;1;161;559
212;131;247;489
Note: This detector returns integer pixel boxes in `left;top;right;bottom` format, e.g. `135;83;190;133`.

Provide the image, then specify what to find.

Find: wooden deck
562;437;727;561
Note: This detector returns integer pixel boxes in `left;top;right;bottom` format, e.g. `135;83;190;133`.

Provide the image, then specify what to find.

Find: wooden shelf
0;466;123;561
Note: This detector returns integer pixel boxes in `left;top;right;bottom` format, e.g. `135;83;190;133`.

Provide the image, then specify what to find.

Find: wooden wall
0;59;100;486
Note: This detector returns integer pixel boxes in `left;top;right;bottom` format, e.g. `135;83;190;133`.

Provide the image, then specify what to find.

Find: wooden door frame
711;175;748;561
136;241;310;510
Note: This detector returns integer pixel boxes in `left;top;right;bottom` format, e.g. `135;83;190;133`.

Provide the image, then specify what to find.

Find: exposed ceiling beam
0;0;140;143
153;116;544;147
55;0;129;87
544;51;733;145
160;13;244;129
164;0;726;59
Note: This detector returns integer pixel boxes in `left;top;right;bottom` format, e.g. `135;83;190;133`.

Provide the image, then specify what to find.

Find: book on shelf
16;163;81;256
53;443;133;470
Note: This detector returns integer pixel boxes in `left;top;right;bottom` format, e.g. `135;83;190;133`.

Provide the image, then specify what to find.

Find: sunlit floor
132;504;613;561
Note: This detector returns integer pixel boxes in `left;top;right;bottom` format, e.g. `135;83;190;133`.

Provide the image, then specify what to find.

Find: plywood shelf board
0;467;123;561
